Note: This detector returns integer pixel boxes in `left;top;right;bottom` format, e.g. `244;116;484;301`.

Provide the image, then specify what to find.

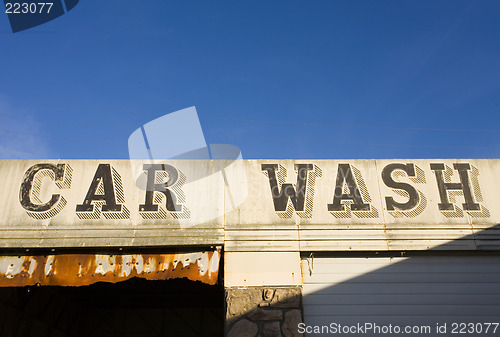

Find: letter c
19;163;66;212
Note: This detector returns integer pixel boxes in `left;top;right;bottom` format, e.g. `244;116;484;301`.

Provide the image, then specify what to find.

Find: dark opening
0;277;224;337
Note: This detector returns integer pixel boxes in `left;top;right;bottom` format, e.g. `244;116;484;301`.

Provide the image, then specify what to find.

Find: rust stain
0;249;220;287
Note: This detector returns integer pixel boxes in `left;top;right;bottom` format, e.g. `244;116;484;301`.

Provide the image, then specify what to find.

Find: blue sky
0;0;499;159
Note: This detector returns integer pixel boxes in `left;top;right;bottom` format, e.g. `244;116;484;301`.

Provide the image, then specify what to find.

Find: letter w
262;164;313;212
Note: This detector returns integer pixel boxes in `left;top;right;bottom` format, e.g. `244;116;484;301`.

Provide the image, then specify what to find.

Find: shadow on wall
0;277;225;337
225;225;500;337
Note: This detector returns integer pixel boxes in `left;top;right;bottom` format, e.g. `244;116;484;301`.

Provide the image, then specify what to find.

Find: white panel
302;255;500;337
224;252;301;286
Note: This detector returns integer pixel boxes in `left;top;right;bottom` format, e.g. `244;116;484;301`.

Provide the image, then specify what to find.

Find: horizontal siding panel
303;316;500;326
0;224;222;230
300;240;389;251
305;305;500;316
1;228;497;252
387;239;477;250
300;230;387;240
303;294;500;306
386;229;473;240
224;240;299;252
474;229;500;239
301;239;487;251
0;229;223;239
471;224;500;229
384;223;474;229
303;282;500;295
306;257;500;265
299;224;386;230
303;273;500;284
374;256;500;264
476;240;500;250
0;236;223;248
304;257;395;264
306;264;500;275
224;230;299;241
224;224;296;230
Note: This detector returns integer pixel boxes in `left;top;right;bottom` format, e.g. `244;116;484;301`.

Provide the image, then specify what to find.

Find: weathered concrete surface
1;159;500;251
226;288;262;321
227;319;258;337
282;310;303;337
271;288;302;308
224;159;500;252
262;321;282;337
0;160;228;248
248;308;283;321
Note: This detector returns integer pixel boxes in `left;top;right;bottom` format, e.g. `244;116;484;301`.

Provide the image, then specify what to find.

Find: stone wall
225;286;303;337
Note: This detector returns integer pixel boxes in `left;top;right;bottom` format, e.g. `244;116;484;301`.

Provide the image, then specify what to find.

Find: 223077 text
5;2;53;14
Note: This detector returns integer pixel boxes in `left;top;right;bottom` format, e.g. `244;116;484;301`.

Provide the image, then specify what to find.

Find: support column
224;252;304;337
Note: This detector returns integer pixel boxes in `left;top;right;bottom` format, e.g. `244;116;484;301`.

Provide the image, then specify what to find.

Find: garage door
302;254;500;337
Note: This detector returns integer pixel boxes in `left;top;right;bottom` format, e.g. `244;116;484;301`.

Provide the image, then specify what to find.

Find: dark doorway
0;277;224;337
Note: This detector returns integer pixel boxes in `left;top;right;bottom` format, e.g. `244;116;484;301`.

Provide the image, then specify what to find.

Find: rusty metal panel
0;250;220;287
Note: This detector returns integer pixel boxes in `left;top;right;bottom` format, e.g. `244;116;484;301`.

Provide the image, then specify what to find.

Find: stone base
225;286;303;337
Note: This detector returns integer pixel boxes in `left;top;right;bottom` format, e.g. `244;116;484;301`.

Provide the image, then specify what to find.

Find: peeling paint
0;250;220;287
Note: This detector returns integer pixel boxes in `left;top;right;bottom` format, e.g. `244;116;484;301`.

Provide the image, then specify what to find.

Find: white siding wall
302;255;500;336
